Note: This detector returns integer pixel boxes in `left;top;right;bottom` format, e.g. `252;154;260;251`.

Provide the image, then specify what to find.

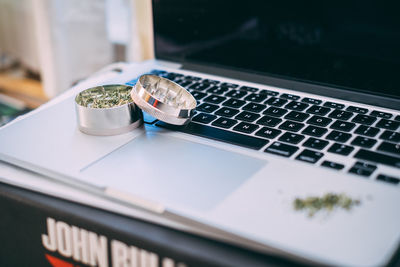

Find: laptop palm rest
81;130;266;210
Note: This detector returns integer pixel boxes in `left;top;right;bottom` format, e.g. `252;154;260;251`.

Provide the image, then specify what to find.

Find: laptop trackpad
82;131;266;210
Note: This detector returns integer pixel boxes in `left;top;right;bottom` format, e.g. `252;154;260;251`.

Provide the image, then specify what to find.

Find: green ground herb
294;193;361;217
76;85;132;108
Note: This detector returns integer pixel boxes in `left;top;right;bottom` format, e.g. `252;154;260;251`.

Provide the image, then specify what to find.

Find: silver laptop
1;1;400;266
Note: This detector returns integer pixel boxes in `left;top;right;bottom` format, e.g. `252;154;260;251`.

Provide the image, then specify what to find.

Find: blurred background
0;0;154;125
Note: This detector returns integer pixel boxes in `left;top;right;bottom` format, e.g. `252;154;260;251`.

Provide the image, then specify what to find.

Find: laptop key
242;102;267;113
284;111;310;122
296;149;324;164
351;114;376;125
302;98;322;105
165;72;183;79
328;143;354;156
244;93;268;103
330;120;356;132
263;107;288;117
233;122;259;134
184;75;202;81
191;91;207;100
192;113;217;124
280;93;300;100
326;130;352;143
285;101;309;111
256;115;282;127
264;142;299;157
235;111;260;122
239;86;258;92
379;130;400;142
321;160;345;170
222;98;246;108
376;174;400;185
255;127;282;139
279;132;305;144
375;119;399;130
354;161;377;172
306;115;332;127
354;125;379;137
279;120;305;132
346;106;368;114
211;117;238;129
157;122;268;150
349;161;377;177
203;94;227;104
265;97;288;107
324;102;345;109
377;142;400;156
202;79;220;84
302;137;329;150
215;107;240;118
328;110;353;121
177;80;194;87
172;77;185;83
188;82;211;91
306;105;331;116
351;136;377;148
225;89;247;99
354;149;400;168
349;168;374;177
196;103;219;113
302;125;328;137
206;86;229;95
370;111;392;119
221;82;239;88
259;89;279;96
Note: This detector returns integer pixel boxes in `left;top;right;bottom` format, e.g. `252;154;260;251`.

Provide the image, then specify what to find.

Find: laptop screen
153;1;400;99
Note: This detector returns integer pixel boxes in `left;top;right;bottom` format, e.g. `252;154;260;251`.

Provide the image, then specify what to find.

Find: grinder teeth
144;79;189;108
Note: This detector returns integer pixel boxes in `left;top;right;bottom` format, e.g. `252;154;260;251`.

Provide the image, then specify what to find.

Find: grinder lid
131;74;197;125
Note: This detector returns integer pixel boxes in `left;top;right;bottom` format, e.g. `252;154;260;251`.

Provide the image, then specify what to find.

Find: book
0;181;308;267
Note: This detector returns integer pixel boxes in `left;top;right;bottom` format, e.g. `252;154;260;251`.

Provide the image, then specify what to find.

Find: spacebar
354;149;400;168
156;122;268;150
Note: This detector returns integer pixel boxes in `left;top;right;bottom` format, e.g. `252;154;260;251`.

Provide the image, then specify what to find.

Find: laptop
1;0;400;265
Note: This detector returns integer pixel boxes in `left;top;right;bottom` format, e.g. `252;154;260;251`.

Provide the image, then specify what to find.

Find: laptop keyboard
129;69;400;185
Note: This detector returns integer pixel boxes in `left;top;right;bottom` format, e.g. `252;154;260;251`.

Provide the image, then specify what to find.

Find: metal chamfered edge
131;74;197;126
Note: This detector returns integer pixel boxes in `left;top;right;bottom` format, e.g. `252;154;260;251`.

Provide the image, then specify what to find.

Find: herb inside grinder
294;193;361;217
76;85;132;108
